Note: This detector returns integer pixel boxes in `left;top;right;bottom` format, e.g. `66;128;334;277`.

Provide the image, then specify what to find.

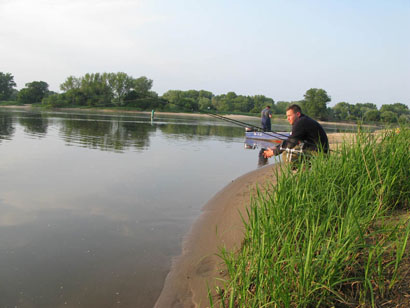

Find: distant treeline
1;71;409;123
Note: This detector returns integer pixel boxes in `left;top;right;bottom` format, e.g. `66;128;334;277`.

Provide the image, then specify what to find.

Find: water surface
0;108;363;307
0;109;279;308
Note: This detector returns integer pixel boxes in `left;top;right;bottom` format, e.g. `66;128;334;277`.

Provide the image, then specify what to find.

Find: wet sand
154;163;283;308
154;133;353;308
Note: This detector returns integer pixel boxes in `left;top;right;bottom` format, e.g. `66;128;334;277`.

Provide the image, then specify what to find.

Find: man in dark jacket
263;104;329;159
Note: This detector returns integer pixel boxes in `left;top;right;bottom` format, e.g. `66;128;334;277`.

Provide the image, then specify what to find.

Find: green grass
0;100;21;106
213;127;410;307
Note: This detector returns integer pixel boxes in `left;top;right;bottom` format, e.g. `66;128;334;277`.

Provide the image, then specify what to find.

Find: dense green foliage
43;73;158;108
331;102;410;124
1;71;409;123
18;81;51;104
214;127;410;307
302;88;331;120
161;90;277;113
0;72;17;101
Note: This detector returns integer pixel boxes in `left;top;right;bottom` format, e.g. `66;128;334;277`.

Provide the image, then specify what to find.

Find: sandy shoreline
155;163;283;308
154;133;352;308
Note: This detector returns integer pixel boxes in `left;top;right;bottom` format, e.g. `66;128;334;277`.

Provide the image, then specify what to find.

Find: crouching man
263;104;329;164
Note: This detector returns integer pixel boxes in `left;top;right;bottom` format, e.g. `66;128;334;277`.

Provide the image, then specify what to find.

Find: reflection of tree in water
159;123;243;140
59;117;155;152
121;121;156;149
18;114;48;137
0;113;15;142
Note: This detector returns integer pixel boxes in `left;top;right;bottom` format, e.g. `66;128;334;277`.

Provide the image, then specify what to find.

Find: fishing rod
204;111;258;129
201;110;335;153
200;110;289;141
208;113;289;140
204;112;287;140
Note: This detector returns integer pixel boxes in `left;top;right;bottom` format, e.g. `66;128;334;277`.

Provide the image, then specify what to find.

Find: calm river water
0;108;290;308
0;108;361;307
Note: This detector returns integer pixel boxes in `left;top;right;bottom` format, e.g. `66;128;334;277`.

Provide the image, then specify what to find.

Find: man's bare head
286;104;302;125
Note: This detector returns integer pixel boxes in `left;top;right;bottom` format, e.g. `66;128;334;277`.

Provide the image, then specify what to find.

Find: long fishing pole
201;110;335;153
200;110;290;141
205;112;292;141
204;111;258;129
207;113;289;140
204;112;286;139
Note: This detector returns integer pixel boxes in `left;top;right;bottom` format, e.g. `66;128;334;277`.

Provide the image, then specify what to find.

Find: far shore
0;105;380;128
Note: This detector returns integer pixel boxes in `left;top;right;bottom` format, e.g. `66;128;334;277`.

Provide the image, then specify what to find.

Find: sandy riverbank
154;133;353;308
154;163;283;308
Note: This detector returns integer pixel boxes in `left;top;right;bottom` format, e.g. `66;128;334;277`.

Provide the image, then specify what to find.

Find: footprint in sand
195;256;215;277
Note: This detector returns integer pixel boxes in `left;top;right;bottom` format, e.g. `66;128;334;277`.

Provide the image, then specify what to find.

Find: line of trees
1;71;409;124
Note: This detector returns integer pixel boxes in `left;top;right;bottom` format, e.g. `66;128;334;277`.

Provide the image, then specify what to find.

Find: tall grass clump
214;127;410;307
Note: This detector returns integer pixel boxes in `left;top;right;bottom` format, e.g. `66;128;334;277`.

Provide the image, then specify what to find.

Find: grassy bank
214;127;410;307
0;101;21;106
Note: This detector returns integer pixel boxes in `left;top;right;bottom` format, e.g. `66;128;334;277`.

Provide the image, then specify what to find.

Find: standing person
263;104;329;160
261;105;272;132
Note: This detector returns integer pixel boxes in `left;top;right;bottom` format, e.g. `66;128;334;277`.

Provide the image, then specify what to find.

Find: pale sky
1;0;409;107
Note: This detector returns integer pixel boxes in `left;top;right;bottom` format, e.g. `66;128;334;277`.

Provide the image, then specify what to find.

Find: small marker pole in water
151;109;155;123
